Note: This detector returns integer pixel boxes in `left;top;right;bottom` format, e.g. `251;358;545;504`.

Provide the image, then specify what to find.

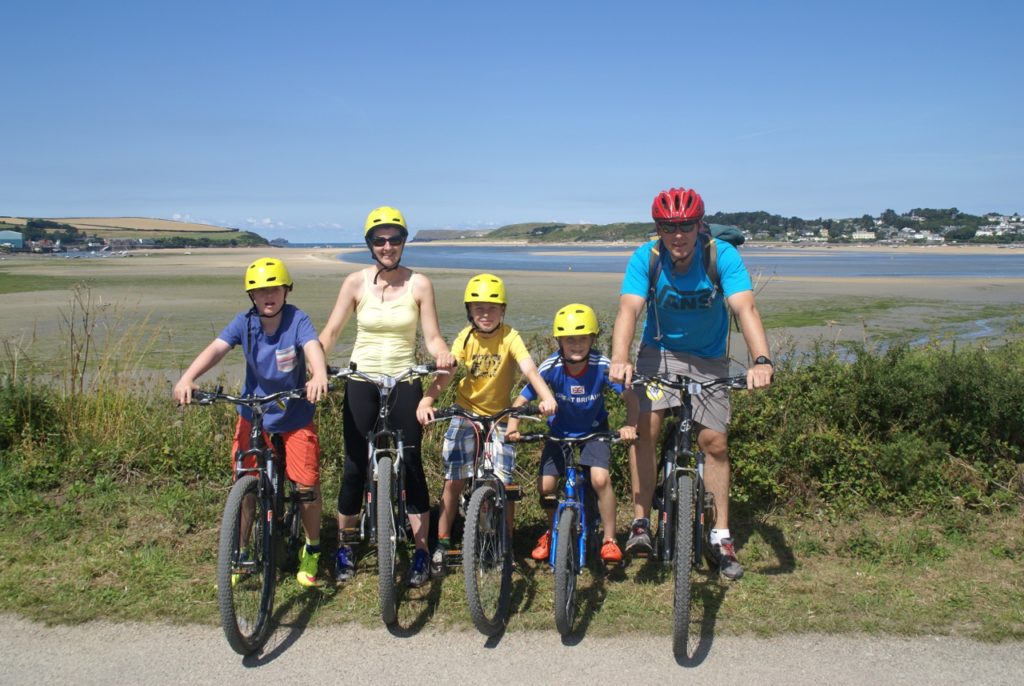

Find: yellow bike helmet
244;257;293;291
464;273;507;304
553;303;599;337
364;206;408;237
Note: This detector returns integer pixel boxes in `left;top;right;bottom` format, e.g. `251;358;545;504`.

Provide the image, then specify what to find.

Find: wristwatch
753;355;774;367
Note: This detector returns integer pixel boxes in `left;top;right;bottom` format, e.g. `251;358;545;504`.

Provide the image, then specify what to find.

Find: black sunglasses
370;235;405;247
657;221;699;235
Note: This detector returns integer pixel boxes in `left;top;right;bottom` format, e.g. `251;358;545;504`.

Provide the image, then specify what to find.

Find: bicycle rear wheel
376;455;399;626
697;474;717;569
553;506;580;636
217;475;277;655
463;484;511;636
672;474;695;659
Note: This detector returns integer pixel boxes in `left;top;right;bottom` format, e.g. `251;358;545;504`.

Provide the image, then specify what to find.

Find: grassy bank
1;294;1022;640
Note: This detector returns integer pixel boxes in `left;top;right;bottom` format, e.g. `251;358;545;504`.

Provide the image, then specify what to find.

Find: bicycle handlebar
191;386;307;407
543;431;625;445
429;403;542;424
327;361;448;390
630;371;748;394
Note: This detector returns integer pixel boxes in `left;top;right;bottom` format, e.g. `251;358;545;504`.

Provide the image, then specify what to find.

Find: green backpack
646;224;745;345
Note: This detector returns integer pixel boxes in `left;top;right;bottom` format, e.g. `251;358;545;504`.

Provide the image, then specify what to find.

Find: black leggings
339;378;430;516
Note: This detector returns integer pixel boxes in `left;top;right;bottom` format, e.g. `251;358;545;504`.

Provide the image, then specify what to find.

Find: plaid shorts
442;415;516;485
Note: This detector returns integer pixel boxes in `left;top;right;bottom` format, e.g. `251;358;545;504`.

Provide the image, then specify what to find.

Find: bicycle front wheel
463;484;511;636
375;455;399;626
553;507;580;636
672;474;695;659
217;475;277;655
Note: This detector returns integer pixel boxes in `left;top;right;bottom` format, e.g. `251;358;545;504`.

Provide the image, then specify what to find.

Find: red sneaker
600;539;623;563
531;530;552;561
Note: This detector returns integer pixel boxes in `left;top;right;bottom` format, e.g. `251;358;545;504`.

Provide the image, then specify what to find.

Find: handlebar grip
432;406;457;419
728;376;749;390
191;390;216;404
327;361;358;378
514;404;541;416
516;433;548;443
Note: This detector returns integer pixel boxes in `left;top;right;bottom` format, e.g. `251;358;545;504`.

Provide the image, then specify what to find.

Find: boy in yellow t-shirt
417;273;557;577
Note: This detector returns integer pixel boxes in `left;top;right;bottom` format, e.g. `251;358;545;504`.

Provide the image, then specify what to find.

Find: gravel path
2;615;1021;685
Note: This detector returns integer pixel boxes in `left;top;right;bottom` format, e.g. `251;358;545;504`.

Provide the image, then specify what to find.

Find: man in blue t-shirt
508;304;638;565
609;187;773;580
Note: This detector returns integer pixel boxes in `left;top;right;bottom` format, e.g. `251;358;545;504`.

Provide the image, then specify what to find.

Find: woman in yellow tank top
319;206;455;588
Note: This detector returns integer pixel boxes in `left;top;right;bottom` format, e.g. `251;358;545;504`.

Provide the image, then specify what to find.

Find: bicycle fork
551;466;587;570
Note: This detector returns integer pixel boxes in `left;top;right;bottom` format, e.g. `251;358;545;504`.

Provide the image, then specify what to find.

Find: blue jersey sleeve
519;351;558;401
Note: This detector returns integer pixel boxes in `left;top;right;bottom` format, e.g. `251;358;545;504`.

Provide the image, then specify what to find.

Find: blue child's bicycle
544;431;623;636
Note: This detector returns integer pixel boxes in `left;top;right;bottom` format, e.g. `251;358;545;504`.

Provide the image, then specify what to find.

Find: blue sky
2;1;1021;243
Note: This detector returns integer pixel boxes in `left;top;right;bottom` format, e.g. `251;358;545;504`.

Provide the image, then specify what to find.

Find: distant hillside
487;222;653;243
0;216;267;247
412;228;494;241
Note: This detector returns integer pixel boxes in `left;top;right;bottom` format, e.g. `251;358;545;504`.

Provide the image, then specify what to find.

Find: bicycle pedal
340;527;362;544
445;549;463;566
505;483;522;502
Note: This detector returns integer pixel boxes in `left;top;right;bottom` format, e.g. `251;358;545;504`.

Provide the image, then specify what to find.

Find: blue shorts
442;415;516;485
539;438;612;478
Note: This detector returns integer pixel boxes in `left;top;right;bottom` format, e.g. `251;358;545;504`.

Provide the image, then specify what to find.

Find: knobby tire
217;475;276;656
672;474;695;659
376;455;399;626
463;484;511;636
553;507;580;636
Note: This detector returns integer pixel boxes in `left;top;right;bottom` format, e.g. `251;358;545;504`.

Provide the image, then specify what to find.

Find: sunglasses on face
657;221;699;235
370;235;405;247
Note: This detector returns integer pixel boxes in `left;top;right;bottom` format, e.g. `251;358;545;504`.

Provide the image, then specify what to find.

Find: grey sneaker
334;544;356;583
408;548;430;588
710;537;744;580
430;546;447;578
625;518;653;556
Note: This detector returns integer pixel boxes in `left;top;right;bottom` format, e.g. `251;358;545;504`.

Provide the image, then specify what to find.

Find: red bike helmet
651;187;705;223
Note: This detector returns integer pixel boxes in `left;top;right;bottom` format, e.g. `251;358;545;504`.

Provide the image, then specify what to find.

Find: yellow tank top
349;270;420;375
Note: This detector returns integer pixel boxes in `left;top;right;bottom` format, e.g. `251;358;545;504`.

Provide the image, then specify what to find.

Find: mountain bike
544;432;624;636
630;371;747;659
328;362;445;626
427;404;544;636
192;386;308;656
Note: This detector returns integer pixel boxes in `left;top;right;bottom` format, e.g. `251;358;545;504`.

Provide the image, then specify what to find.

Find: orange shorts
231;417;321;488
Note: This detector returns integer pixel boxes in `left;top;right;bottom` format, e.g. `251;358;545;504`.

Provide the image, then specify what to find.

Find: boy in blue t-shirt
173;257;329;588
507;304;638;564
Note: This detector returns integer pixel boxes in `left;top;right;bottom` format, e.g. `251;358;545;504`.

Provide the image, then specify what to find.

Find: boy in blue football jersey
507;304;638;563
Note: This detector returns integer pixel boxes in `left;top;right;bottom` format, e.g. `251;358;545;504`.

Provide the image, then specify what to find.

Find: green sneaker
296;546;321;588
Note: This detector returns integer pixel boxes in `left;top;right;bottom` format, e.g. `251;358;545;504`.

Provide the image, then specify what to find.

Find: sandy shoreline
1;246;1021;373
408;239;1024;256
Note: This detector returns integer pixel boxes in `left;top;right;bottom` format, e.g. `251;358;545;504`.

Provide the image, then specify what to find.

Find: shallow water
333;244;1024;278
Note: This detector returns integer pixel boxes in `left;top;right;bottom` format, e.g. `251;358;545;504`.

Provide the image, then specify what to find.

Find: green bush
2;330;1022;518
730;339;1024;513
